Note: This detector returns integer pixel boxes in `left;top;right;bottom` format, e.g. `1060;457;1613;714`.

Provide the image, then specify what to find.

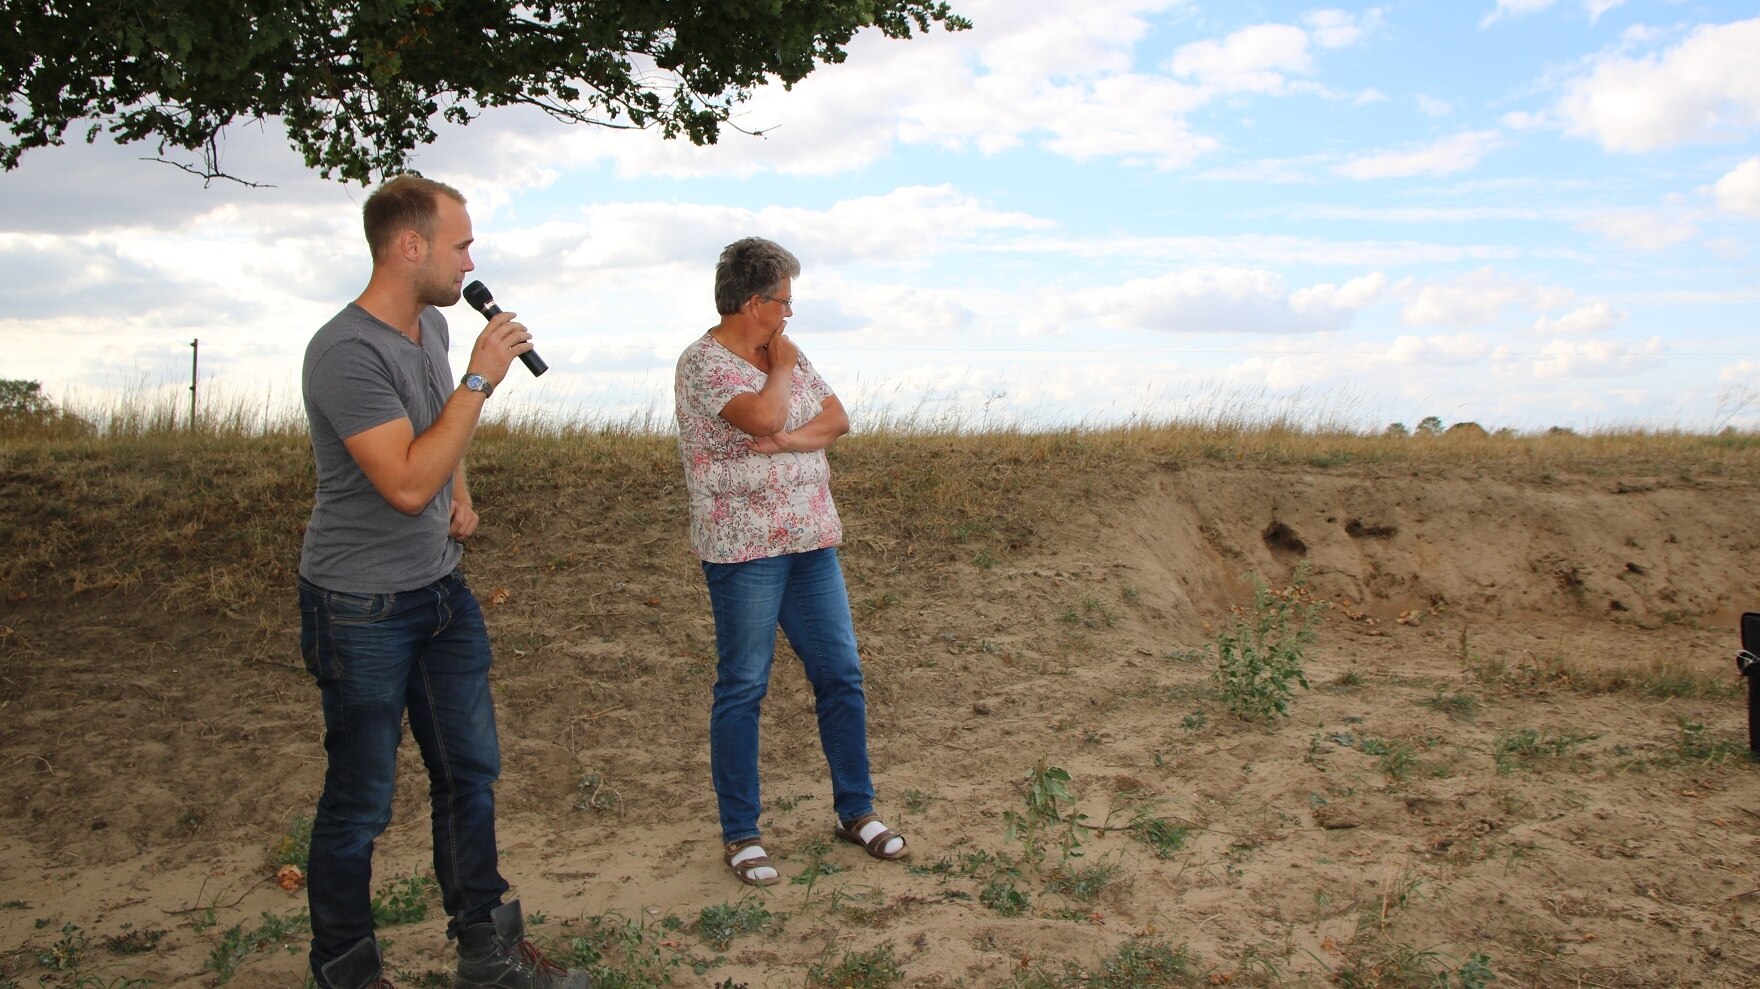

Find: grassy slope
3;425;1760;989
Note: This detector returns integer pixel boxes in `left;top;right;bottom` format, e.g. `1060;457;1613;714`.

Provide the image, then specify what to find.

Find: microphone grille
462;280;494;313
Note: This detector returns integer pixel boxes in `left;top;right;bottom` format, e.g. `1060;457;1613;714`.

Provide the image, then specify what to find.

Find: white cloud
1715;157;1760;218
1718;360;1760;384
1077;268;1378;336
1557;18;1760;152
1171;24;1313;94
467;0;1243;177
1416;95;1453;117
1578;209;1698;250
1336;131;1505;179
1303;8;1383;49
1525;337;1666;379
1388;333;1497;364
1481;0;1556;28
1481;0;1622;27
1532;301;1624;334
1291;273;1389;314
1400;269;1575;327
1500;109;1549;131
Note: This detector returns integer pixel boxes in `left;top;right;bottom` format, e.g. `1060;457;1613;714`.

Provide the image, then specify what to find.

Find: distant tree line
1385;416;1514;438
0;379;92;437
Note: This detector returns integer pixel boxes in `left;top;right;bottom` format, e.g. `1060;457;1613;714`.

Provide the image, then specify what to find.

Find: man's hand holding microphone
464;281;548;379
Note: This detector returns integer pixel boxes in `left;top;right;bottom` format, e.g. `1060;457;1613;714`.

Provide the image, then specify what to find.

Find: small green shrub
1003;759;1089;865
1213;565;1320;721
695;899;774;949
1047;861;1122;902
807;944;903;989
266;817;312;870
1130;816;1190;859
370;873;437;927
980;877;1030;916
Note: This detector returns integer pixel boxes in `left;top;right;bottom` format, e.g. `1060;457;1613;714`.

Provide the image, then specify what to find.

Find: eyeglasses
761;295;794;312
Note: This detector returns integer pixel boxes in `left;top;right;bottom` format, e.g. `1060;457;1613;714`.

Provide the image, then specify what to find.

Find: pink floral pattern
675;332;842;564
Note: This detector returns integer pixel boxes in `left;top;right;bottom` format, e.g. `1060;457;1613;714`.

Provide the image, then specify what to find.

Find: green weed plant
1213;565;1321;721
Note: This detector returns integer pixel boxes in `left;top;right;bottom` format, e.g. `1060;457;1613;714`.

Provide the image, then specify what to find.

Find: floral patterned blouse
674;331;843;564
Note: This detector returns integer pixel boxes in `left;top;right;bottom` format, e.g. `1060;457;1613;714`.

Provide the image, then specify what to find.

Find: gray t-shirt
299;303;464;593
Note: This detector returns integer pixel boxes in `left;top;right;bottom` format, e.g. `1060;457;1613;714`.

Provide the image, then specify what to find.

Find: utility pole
189;339;198;431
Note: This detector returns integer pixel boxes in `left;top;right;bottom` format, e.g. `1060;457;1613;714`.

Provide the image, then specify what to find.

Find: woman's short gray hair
715;237;801;315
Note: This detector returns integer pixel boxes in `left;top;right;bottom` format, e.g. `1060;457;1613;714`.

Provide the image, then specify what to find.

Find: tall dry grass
5;389;1758;613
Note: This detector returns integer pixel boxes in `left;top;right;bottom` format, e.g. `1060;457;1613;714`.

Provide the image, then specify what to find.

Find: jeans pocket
326;589;394;625
299;602;331;683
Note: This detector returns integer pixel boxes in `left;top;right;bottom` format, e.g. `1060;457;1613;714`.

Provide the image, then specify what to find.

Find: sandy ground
3;459;1758;987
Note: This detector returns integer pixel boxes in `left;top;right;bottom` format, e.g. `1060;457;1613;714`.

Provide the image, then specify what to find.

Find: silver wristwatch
460;372;494;398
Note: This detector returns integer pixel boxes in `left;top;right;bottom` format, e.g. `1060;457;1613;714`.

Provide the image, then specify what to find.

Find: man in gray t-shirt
296;174;586;989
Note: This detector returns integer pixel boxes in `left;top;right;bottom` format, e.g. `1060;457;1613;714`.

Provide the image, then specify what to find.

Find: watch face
463;373;491;394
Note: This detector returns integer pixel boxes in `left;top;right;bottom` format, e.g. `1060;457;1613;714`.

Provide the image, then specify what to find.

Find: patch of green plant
1087;938;1192;988
1334;941;1496;989
1004;758;1089;866
807;944;903;989
1377;741;1419;781
791;856;848;887
209;909;310;983
1492;728;1598;774
1212;564;1320;721
552;911;688;989
957;848;997;876
1421;688;1480;720
767;792;814;812
695;899;775;949
1047;861;1122;902
1130;816;1191;859
0;900;25;909
370;873;437;927
1059;595;1118;630
980;876;1030;917
1673;717;1751;764
856;592;898;618
902;788;937;813
102;925;168;955
35;922;87;971
576;769;623;813
907;856;956;878
1180;710;1207;730
266;816;312;869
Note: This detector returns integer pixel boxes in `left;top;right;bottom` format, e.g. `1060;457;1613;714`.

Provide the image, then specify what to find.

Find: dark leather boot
454;900;590;989
320;937;394;989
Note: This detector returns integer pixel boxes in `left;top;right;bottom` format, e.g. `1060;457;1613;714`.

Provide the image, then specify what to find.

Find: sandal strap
724;838;767;864
840;814;906;856
861;826;902;856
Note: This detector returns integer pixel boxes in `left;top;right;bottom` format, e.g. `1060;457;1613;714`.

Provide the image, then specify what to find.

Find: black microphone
462;280;548;376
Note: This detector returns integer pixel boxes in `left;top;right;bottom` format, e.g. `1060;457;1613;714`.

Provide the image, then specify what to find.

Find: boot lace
515;938;568;976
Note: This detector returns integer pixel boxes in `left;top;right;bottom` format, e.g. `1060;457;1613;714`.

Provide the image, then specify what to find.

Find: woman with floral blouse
673;237;909;886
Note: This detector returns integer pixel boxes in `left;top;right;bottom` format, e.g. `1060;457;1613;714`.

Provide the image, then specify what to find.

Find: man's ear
398;229;426;263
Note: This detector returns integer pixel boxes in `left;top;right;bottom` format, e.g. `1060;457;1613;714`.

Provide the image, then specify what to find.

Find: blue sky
4;0;1758;432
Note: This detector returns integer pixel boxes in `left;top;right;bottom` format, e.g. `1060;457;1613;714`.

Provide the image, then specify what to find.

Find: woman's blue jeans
703;547;876;843
297;570;509;979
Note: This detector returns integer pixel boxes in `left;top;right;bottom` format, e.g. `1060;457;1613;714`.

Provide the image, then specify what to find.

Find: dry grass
4;395;1759;988
5;395;1760;610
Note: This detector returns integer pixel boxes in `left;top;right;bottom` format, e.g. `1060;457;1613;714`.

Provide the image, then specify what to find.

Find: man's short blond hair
362;174;466;261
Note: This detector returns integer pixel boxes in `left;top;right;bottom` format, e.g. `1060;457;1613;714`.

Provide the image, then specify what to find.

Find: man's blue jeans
702;547;876;843
297;570;509;979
